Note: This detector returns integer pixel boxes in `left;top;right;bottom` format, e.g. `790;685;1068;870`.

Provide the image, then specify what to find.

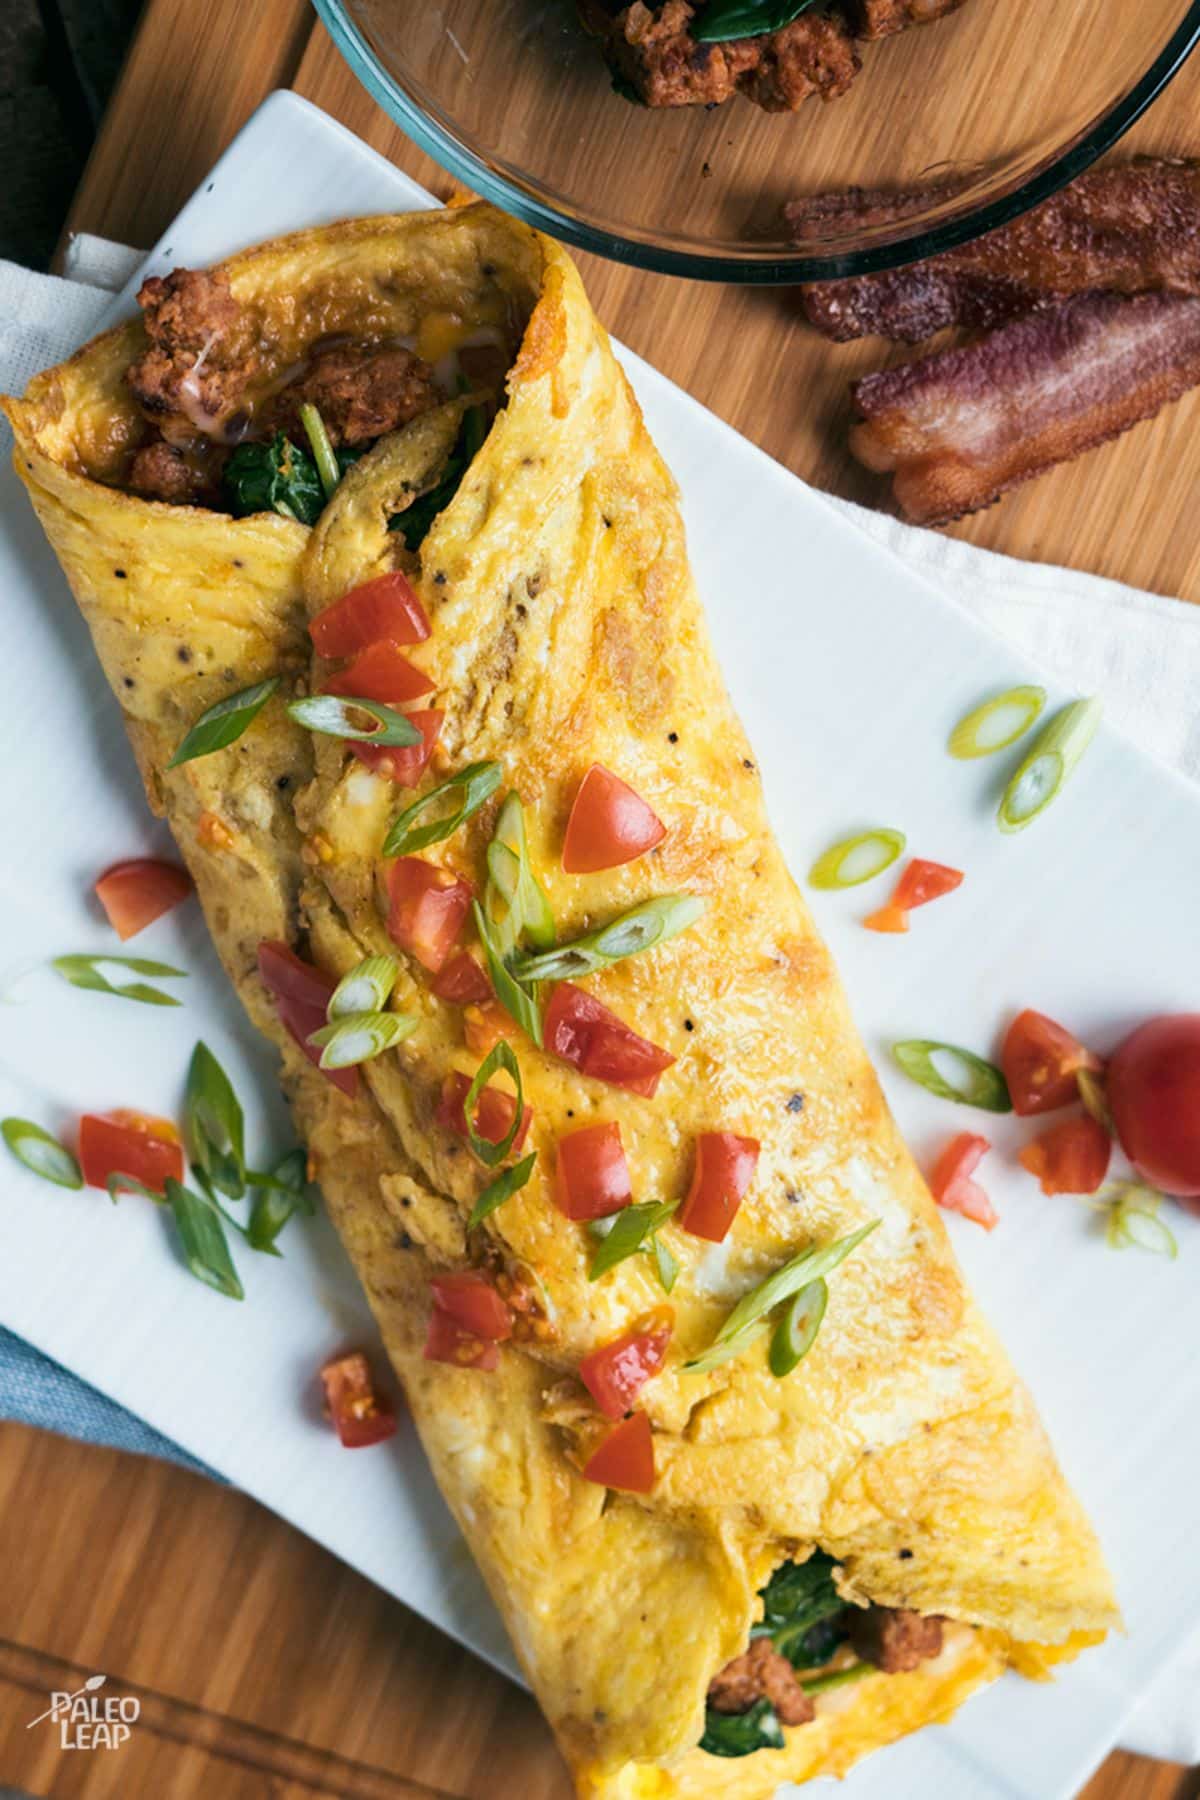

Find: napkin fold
0;235;1196;1767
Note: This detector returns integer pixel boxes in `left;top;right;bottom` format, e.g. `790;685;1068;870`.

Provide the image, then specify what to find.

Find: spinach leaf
699;1699;784;1758
223;434;326;525
755;1553;848;1668
389;443;468;549
692;0;819;42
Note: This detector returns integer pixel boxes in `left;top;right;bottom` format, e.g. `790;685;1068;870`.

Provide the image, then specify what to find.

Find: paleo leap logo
26;1673;139;1749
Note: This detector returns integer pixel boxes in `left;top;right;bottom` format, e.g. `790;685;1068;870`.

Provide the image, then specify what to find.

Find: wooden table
2;3;1197;1795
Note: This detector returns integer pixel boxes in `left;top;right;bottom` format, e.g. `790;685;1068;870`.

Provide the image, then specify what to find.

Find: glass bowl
312;0;1200;281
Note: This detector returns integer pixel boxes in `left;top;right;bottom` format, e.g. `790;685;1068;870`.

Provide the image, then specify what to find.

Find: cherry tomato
79;1110;184;1194
94;858;192;942
579;1308;673;1419
351;709;443;786
679;1132;760;1242
435;1073;532;1155
257;940;358;1098
423;1307;499;1371
319;1351;398;1448
544;983;674;1098
387;858;472;973
320;640;434;706
1019;1114;1111;1197
929;1132;997;1229
431;952;493;1007
864;858;963;934
581;1411;655;1493
1108;1014;1200;1199
1001;1009;1102;1116
429;1273;514;1342
562;765;666;874
309;571;430;657
555;1121;632;1221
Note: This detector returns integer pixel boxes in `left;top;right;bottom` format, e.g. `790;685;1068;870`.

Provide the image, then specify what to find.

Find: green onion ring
1;1118;82;1189
768;1277;828;1377
998;698;1102;833
948;685;1046;759
307;1010;417;1069
327;955;399;1019
892;1040;1012;1112
382;760;503;858
468;1151;537;1228
809;829;905;891
286;694;422;746
462;1039;526;1169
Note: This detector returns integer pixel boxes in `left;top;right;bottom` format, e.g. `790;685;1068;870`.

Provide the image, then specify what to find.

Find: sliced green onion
1;1118;82;1189
462;1040;526;1169
684;1321;770;1376
1077;1068;1115;1135
472;900;543;1046
165;1175;244;1299
893;1040;1012;1112
1103;1185;1179;1259
468;1151;537;1228
651;1234;680;1294
306;1010;417;1070
998;698;1102;833
327;955;399;1019
382;760;503;858
707;1220;879;1351
948;685;1046;759
52;953;186;1007
512;894;705;984
287;694;422;747
588;1198;679;1281
247;1148;312;1254
801;1663;874;1697
809;829;905;891
768;1277;827;1377
298;402;340;499
185;1041;246;1199
169;676;279;767
485;793;555;953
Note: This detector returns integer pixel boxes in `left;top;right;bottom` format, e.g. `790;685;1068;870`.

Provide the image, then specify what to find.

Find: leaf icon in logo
84;1675;106;1692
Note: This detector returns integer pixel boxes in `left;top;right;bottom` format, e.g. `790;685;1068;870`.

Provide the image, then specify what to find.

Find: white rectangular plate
1;91;1197;1800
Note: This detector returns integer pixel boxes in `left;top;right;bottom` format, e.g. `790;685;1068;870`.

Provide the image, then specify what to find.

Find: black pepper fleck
786;1092;805;1113
785;1189;802;1205
232;559;244;569
433;571;447;585
114;568;126;580
177;646;192;664
743;758;754;770
667;731;679;744
123;677;135;689
276;774;291;791
683;1019;694;1032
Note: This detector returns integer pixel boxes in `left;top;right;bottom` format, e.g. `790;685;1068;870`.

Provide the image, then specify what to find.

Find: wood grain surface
3;0;1193;1795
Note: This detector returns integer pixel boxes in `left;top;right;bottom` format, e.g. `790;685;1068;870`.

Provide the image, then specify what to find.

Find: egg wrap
4;202;1118;1798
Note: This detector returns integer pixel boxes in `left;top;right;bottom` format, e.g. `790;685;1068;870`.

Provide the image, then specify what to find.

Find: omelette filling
701;1554;944;1757
114;265;519;522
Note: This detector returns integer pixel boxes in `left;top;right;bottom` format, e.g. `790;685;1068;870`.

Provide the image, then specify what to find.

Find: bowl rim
312;0;1200;284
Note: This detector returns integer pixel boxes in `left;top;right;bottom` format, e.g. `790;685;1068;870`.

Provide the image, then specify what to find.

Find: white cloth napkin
2;235;1197;1768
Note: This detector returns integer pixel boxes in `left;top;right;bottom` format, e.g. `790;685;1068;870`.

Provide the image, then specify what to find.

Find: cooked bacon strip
793;160;1200;342
850;290;1200;524
845;0;968;41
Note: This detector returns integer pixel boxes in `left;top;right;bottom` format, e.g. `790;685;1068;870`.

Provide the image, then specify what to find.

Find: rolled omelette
4;203;1117;1799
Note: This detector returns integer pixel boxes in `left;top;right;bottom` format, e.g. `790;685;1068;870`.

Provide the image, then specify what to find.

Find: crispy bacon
849;290;1200;524
794;160;1200;342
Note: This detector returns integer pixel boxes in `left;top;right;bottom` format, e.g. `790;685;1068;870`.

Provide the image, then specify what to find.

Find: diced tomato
555;1121;632;1221
94;858;192;941
544;984;675;1099
579;1308;673;1419
309;571;431;657
864;858;963;934
679;1132;760;1243
1019;1115;1111;1197
351;709;443;786
431;951;493;1006
463;1000;511;1056
320;640;434;706
257;940;358;1098
562;765;666;874
79;1110;184;1194
387;859;472;973
1108;1015;1200;1200
430;1272;514;1341
1001;1009;1102;1117
929;1132;997;1230
319;1350;398;1448
436;1072;532;1155
423;1306;499;1370
581;1410;655;1494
